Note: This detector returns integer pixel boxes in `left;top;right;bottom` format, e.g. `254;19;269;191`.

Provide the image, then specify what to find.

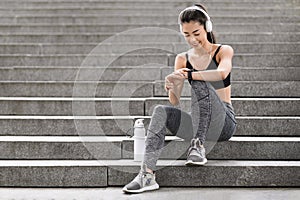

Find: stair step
145;97;300;116
0;116;298;137
0;23;297;33
0;66;299;82
0;97;146;116
0;136;122;160
0;42;299;54
0;53;298;67
1;7;298;16
2;15;299;24
155;81;300;97
0;97;298;116
0;0;295;3
0;66;161;81
0;0;295;8
0;160;298;187
1;32;297;43
123;136;300;160
230;81;300;97
0;81;299;97
0;54;170;67
0;81;155;97
0;136;299;160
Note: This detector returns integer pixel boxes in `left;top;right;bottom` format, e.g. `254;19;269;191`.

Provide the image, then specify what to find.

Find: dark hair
179;4;216;44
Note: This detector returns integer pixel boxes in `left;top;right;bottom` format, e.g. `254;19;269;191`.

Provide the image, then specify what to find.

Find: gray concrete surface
0;116;298;137
0;187;299;200
0;136;299;160
1;160;299;187
1;33;297;43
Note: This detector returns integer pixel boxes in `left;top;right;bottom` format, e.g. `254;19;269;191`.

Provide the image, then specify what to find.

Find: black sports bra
186;45;231;90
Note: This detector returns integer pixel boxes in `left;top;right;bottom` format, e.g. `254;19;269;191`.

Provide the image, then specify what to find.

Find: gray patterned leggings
143;80;237;171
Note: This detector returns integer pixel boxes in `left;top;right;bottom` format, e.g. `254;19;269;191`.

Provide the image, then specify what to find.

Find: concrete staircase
0;0;299;187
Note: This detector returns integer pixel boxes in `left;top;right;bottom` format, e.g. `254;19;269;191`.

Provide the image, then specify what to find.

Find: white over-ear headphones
178;6;213;32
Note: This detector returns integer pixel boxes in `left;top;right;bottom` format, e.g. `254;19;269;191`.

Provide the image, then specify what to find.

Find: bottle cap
134;119;144;128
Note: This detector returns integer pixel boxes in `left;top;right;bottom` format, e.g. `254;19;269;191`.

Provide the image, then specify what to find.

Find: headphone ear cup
205;20;213;32
179;24;184;34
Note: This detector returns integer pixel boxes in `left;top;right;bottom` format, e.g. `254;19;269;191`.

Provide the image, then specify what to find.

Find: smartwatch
187;70;193;84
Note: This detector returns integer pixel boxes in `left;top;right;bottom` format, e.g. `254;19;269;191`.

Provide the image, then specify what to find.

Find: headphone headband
178;6;213;32
181;6;210;19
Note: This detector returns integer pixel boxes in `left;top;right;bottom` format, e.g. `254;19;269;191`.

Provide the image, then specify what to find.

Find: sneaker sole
185;158;208;166
122;183;159;194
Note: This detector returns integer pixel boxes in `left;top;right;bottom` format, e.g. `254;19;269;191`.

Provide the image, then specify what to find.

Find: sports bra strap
212;45;222;61
185;53;193;70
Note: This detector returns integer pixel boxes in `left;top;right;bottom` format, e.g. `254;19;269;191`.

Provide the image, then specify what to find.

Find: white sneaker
122;164;159;193
185;138;207;166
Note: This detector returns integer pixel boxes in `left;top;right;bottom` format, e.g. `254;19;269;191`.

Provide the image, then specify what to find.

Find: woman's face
181;21;208;48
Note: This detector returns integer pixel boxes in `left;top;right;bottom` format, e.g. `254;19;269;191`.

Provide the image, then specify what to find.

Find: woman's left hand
174;68;191;79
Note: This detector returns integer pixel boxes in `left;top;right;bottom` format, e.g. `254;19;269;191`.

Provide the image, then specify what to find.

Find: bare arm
165;54;186;106
180;45;234;81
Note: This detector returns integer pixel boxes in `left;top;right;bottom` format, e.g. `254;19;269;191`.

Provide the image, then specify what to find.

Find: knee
152;105;167;115
152;105;175;118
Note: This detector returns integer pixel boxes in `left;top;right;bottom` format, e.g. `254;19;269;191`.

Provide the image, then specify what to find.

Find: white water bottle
133;119;146;162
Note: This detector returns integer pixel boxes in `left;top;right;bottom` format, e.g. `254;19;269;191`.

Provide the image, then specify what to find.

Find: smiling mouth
191;43;203;48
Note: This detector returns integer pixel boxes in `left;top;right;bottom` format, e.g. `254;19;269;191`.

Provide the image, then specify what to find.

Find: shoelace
187;146;203;157
187;147;197;155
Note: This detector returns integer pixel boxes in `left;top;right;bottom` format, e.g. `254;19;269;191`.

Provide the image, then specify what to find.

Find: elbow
220;70;229;80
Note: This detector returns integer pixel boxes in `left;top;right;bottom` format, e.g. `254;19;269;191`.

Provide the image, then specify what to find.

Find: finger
173;71;184;77
177;71;187;78
165;84;174;91
165;81;173;86
165;76;173;82
182;68;192;72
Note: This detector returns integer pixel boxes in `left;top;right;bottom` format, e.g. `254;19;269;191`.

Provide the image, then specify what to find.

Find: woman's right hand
165;72;185;105
165;72;185;91
164;72;184;92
